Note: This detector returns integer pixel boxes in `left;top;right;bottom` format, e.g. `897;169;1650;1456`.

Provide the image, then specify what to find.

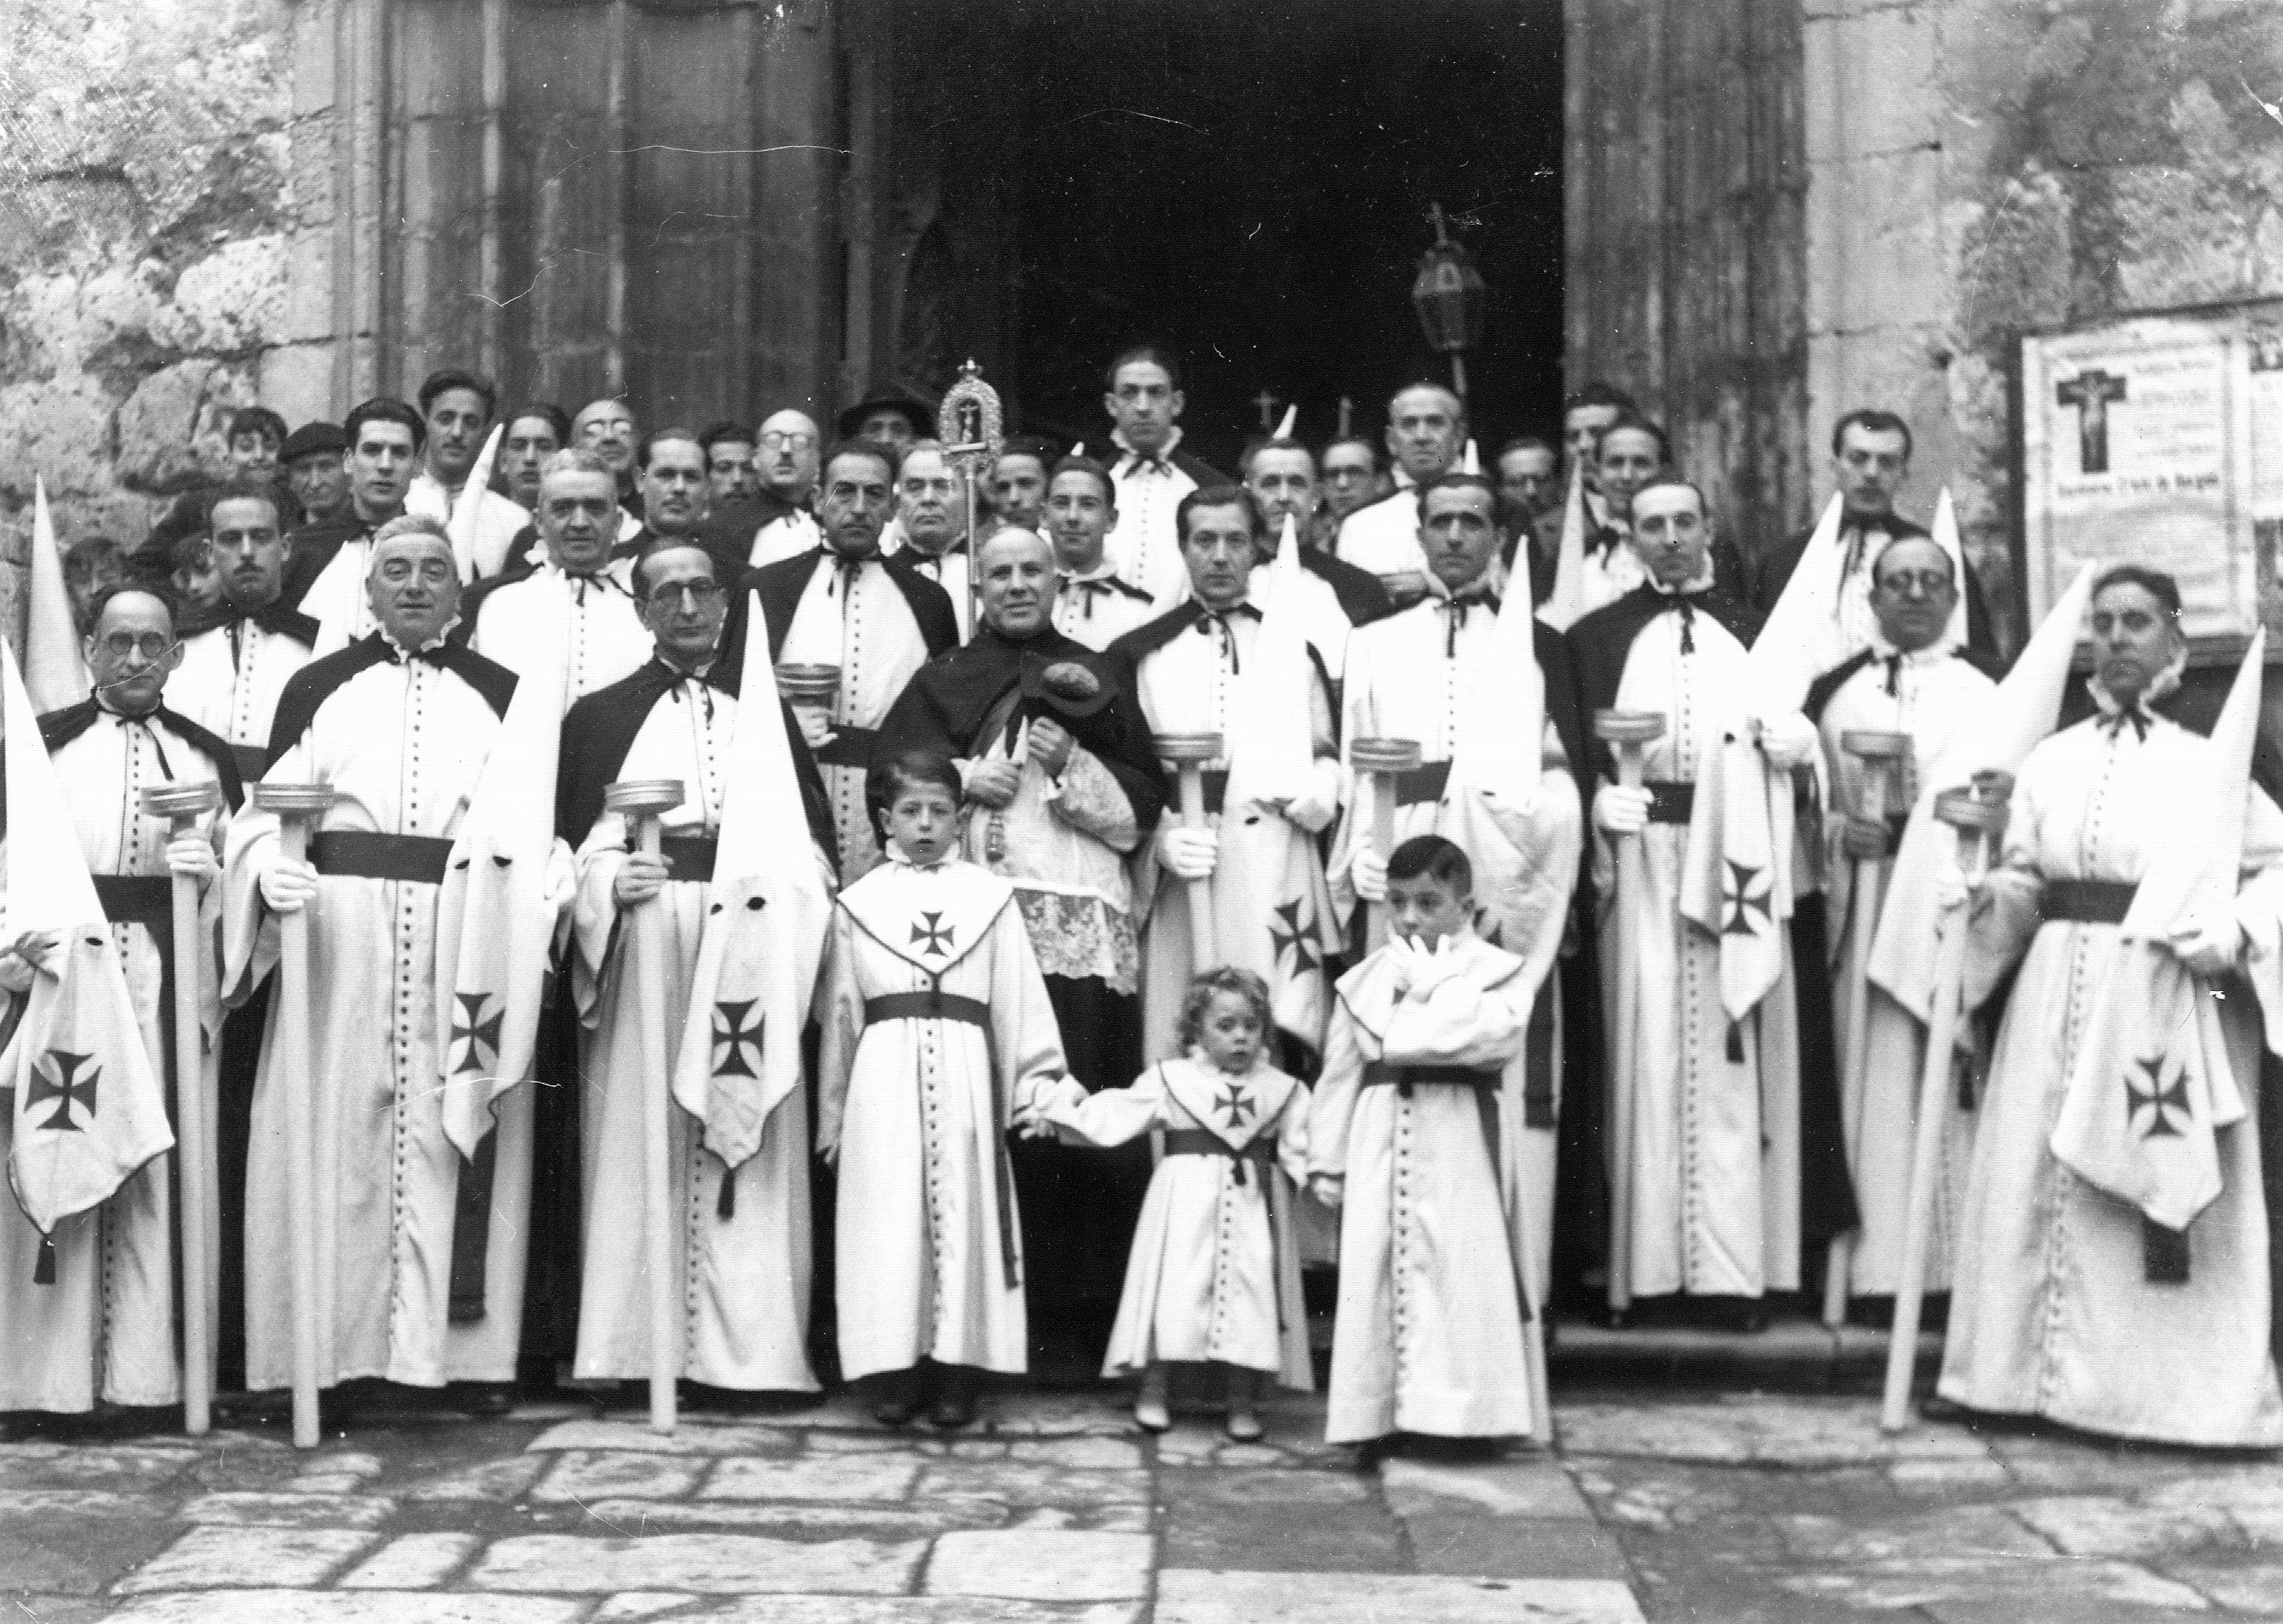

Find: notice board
2020;298;2283;659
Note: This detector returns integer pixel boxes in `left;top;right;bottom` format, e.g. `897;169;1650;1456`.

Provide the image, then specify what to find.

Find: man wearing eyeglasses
554;539;836;1400
10;582;243;1415
740;440;959;879
170;477;322;782
726;410;827;570
460;448;653;706
1793;535;1998;1317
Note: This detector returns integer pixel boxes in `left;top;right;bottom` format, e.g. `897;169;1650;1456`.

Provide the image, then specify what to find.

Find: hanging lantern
1410;203;1488;396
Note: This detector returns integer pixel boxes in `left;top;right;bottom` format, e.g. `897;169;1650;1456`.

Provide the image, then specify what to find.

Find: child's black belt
864;989;992;1026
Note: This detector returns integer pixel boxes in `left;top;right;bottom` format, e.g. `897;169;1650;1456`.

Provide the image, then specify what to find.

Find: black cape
36;701;247;813
1567;583;1765;781
555;655;836;867
716;546;961;678
1802;644;2006;725
1747;511;1999;661
875;625;1167;837
1299;546;1394;627
176;599;321;646
267;633;518;760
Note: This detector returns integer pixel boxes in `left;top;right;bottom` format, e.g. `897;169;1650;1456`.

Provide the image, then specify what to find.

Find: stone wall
0;0;298;630
1806;0;2283;651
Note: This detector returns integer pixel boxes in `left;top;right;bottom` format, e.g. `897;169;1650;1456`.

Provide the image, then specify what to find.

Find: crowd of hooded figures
8;347;2283;1455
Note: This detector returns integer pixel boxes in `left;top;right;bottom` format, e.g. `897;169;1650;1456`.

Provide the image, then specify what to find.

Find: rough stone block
338;1533;484;1589
154;236;288;355
177;1491;399;1529
115;1527;379;1593
703;1453;921;1501
466;1534;923;1595
1155;1569;1646;1624
530;1452;704;1504
256;339;340;428
0;374;120;502
110;1595;586;1623
1381;1459;1595;1520
110;359;216;492
925;1531;1154;1601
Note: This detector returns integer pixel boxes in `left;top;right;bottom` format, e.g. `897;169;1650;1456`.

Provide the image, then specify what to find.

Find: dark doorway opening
990;0;1565;470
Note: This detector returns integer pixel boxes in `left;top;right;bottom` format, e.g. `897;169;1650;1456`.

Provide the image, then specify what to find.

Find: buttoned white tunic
569;675;824;1391
0;708;229;1412
222;644;535;1390
468;561;651;703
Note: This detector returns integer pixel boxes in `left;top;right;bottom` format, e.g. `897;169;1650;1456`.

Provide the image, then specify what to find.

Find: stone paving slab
1402;1515;1632;1582
464;1533;925;1595
912;1461;1152;1508
530;1451;705;1504
925;1530;1154;1601
2165;1560;2283;1614
337;1532;484;1588
1156;1569;1647;1624
2009;1492;2241;1560
630;1600;1144;1624
109;1594;586;1622
576;1498;1003;1537
114;1527;380;1594
1380;1458;1596;1520
522;1420;802;1457
176;1490;400;1528
704;1452;922;1500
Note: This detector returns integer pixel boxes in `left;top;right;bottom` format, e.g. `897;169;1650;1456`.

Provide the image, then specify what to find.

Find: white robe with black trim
569;675;824;1391
1308;931;1536;1442
0;709;230;1412
816;858;1069;1378
171;619;314;774
468;560;651;703
220;648;533;1390
1815;644;1994;1297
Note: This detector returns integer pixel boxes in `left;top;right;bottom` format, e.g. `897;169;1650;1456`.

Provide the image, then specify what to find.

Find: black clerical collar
1113;428;1183;472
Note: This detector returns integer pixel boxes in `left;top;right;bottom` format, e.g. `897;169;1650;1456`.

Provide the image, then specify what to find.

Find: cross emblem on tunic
1269;899;1319;976
450;992;505;1077
2124;1053;2191;1140
911;912;955;956
713;1000;765;1078
1215;1085;1254;1128
1721;860;1772;936
25;1050;98;1134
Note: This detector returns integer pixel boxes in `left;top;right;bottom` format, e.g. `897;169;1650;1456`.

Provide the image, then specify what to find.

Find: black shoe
928;1365;978;1430
448;1380;519;1417
867;1369;925;1428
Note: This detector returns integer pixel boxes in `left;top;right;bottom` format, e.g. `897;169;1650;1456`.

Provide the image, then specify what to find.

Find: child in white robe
817;749;1071;1429
1308;835;1539;1448
1043;966;1313;1438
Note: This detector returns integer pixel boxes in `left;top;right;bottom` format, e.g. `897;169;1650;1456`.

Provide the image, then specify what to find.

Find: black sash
93;874;173;927
814;724;880;771
1161;1127;1273;1185
1644;780;1695;824
2040;879;2137;925
230;744;269;783
308;832;455;884
1394;759;1450;808
659;834;718;885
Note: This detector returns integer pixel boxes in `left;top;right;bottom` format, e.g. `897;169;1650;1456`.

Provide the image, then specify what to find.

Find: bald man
705;408;826;569
221;516;556;1416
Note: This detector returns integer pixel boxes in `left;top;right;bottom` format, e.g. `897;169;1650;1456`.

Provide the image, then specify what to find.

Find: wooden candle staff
605;777;688;1435
1880;772;2011;1432
143;781;224;1436
1590;708;1667;1320
1822;728;1911;1328
1349;736;1422;953
1155;733;1224;971
250;781;338;1449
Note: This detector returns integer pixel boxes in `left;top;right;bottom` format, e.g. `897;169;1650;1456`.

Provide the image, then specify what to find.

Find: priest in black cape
874;527;1169;1364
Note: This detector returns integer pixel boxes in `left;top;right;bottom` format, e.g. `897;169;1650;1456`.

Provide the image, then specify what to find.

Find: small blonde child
1041;966;1312;1438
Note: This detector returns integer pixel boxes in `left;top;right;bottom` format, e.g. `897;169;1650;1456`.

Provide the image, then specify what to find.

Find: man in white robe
405;368;530;580
1569;477;1818;1316
1941;567;2283;1445
170;479;320;782
1332;473;1586;1296
558;540;835;1394
1335;384;1466;608
1044;457;1156;652
1112;486;1345;1070
1100;347;1227;606
1803;536;1999;1303
222;521;553;1413
744;442;961;881
461;449;651;703
0;586;239;1414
